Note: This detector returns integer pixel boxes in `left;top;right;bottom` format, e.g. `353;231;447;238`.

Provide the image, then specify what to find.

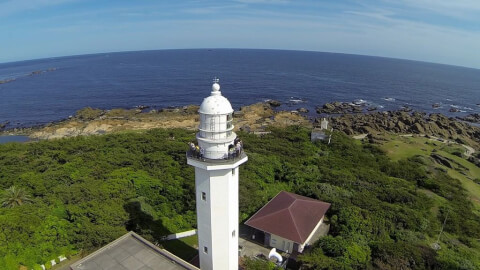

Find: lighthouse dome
198;82;234;115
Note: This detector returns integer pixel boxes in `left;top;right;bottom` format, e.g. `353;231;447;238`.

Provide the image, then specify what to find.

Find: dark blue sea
1;49;479;129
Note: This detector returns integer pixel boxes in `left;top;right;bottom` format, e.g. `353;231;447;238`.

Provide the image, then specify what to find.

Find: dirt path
352;134;368;139
427;135;475;158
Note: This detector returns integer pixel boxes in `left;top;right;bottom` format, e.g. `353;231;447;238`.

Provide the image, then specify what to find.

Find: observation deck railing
186;150;246;164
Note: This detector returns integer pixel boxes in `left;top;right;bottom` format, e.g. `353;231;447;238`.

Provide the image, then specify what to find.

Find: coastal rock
0;121;9;130
75;107;104;121
135;105;150;110
316;101;367;114
266;100;281;107
396;121;406;131
412;123;425;134
0;78;15;84
432;103;441;108
449;107;460;113
329;109;480;148
297;108;309;113
400;106;412;112
457;113;480;124
26;101;312;140
322;103;336;111
352;106;363;113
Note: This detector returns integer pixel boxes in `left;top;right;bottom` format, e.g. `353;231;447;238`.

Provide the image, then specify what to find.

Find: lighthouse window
201;192;206;201
232;230;236;238
232;169;235;175
204;246;208;254
210;117;215;131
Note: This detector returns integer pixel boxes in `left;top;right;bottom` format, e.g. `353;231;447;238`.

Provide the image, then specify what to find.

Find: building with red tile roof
245;191;331;253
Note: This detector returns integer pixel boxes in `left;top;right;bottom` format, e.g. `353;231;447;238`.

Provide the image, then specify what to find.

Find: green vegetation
242;257;281;270
381;135;480;214
162;235;198;261
1;186;33;208
0;127;479;269
0;129;197;269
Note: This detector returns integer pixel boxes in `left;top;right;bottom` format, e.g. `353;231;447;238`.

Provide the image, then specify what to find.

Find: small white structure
268;248;283;263
164;229;197;240
320;118;329;130
187;78;248;270
311;118;331;142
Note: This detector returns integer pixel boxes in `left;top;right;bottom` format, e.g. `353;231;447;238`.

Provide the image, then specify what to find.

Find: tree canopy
0;127;479;269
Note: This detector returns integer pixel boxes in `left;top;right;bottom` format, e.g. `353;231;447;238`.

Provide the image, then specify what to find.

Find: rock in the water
401;106;412;112
0;78;15;84
135;105;150;110
317;101;367;114
324;103;336;110
266;100;281;107
0;121;9;130
352;106;363;113
297;108;309;113
449;107;460;113
432;103;441;108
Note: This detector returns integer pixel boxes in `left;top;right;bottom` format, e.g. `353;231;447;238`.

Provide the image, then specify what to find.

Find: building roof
245;191;331;244
70;231;199;270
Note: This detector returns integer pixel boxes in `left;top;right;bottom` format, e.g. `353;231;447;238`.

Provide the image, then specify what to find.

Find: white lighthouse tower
187;78;248;270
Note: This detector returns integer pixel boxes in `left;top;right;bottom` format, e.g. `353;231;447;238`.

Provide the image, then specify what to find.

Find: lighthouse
187;78;248;270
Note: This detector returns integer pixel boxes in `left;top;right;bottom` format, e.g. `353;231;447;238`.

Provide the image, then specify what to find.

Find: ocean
0;49;479;130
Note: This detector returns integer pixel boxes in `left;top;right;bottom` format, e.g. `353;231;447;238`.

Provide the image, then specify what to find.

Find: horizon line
1;48;479;71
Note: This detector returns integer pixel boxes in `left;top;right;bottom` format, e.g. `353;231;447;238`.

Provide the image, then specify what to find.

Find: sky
0;0;479;68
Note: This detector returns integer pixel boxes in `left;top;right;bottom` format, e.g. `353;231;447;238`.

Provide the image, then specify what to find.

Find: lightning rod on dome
213;77;219;83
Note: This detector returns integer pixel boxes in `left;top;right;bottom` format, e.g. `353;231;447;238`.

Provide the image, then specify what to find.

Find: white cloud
1;0;479;68
0;0;78;17
384;0;480;20
233;0;290;4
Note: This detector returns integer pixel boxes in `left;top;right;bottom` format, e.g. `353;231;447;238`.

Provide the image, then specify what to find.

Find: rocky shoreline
0;67;57;85
2;100;479;150
0;102;311;140
328;111;480;147
457;113;480;124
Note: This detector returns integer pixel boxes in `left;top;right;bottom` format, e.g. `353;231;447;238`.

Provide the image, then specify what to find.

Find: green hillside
0;127;479;269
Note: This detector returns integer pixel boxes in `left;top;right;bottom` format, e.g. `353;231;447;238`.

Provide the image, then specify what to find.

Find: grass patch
161;235;198;262
381;135;436;161
418;188;447;215
379;135;480;214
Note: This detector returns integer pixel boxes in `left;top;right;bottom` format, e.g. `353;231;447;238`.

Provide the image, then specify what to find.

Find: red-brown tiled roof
245;191;330;244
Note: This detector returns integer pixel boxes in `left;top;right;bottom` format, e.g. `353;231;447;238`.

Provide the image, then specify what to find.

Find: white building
311;118;331;142
187;79;248;270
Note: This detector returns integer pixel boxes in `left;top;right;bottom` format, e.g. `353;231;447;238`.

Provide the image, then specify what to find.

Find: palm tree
1;186;33;208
